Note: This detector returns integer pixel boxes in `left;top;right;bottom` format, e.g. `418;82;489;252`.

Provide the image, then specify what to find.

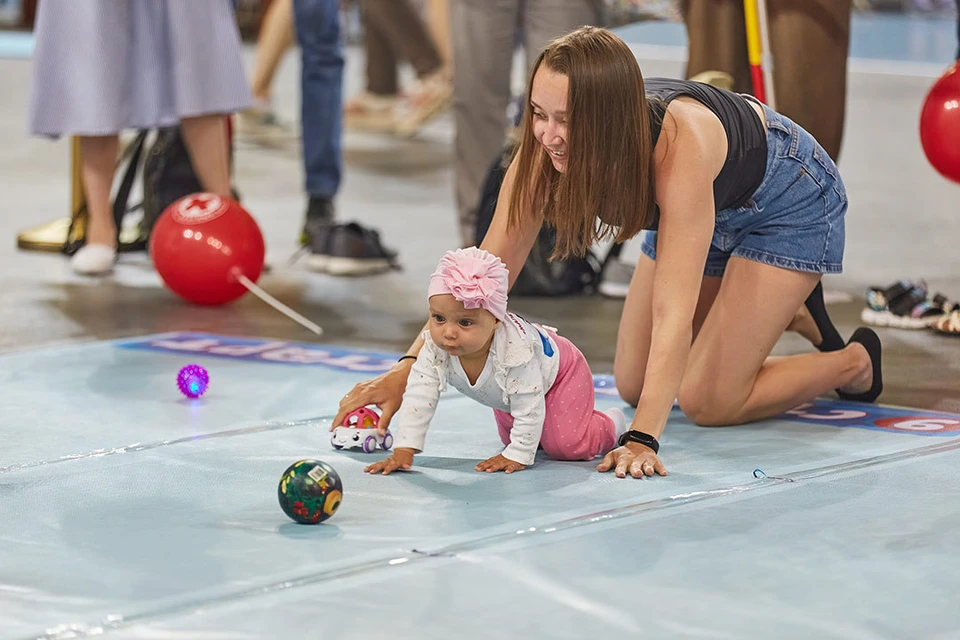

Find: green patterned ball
277;459;343;524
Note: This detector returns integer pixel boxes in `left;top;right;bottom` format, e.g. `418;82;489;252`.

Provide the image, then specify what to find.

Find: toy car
330;407;393;453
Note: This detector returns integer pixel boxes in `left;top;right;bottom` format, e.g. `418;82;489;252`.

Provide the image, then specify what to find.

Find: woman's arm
333;156;543;430
598;103;726;479
634;130;717;439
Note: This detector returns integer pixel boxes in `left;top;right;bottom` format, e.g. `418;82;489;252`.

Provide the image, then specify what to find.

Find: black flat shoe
836;327;883;403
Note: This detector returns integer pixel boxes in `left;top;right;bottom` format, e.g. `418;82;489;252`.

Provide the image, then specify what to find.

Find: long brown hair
508;26;659;259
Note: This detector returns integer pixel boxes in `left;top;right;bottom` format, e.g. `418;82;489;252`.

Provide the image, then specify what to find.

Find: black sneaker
300;196;335;246
307;221;400;276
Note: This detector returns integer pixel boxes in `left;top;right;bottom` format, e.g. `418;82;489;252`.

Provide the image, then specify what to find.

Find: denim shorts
640;101;847;277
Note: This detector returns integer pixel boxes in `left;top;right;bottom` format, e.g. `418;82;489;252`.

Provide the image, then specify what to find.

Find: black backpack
473;142;620;297
65;127;227;255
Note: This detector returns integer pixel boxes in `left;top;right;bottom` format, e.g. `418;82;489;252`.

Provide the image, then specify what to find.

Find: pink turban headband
428;247;509;322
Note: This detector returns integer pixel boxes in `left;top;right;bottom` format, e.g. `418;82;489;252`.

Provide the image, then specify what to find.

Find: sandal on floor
394;72;453;137
861;279;954;329
835;327;883;404
344;91;400;133
932;309;960;335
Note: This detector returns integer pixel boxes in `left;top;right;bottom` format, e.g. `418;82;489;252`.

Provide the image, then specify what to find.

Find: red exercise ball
149;193;265;306
920;62;960;185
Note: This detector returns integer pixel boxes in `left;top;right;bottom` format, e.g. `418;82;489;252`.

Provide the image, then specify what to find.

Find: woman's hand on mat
596;443;667;479
364;448;415;475
333;361;414;434
475;454;526;474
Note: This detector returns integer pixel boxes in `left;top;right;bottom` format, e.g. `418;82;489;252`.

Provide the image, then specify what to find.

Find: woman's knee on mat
613;367;643;408
677;377;745;427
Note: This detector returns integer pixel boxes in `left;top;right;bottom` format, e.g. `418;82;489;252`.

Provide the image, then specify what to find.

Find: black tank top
644;78;767;225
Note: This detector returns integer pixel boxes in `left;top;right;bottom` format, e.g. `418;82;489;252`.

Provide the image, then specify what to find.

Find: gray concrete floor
1;43;958;414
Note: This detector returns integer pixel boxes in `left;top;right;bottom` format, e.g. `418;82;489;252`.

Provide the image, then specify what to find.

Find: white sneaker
71;243;116;276
598;259;634;299
603;407;628;441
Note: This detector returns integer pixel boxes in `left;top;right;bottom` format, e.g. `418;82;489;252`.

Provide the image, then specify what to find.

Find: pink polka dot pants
494;334;615;461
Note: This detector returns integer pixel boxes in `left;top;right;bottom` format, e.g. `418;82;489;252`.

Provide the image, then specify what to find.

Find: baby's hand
475;453;526;474
364;448;415;475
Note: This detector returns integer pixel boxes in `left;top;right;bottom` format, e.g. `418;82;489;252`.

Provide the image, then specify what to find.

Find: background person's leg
450;0;521;247
680;0;752;94
249;0;295;104
180;114;233;197
292;0;343;212
768;0;852;160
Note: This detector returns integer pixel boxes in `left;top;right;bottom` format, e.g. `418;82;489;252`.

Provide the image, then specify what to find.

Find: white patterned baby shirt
391;313;561;465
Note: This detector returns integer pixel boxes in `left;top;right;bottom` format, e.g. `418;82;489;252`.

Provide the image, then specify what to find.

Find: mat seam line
23;437;960;640
0;416;333;475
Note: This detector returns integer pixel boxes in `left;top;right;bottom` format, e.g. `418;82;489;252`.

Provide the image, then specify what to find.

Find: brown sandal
343;91;400;133
394;72;453;137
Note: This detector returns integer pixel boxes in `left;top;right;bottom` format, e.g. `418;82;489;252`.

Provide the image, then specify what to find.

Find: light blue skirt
29;0;252;137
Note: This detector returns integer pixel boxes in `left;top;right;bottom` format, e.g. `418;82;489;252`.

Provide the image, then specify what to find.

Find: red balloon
920;62;960;185
149;194;265;305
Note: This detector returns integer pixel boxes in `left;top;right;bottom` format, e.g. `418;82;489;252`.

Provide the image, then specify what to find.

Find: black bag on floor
138;127;207;248
473;143;619;297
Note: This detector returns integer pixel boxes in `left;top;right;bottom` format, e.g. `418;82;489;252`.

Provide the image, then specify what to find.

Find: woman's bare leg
250;0;295;102
179;115;232;196
79;135;120;247
678;257;872;426
425;0;452;70
787;304;824;346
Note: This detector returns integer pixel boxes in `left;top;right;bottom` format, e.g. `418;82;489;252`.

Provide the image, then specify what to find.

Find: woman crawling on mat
337;26;883;480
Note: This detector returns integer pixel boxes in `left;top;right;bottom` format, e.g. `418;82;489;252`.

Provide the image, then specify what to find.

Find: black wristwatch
617;430;660;453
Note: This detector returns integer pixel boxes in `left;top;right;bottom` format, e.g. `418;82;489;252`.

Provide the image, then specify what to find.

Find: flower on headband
428;247;509;321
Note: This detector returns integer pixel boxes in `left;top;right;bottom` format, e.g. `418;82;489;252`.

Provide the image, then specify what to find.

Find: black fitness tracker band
617;430;660;453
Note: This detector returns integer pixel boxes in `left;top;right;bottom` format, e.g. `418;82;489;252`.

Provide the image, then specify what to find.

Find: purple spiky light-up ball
177;364;209;399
